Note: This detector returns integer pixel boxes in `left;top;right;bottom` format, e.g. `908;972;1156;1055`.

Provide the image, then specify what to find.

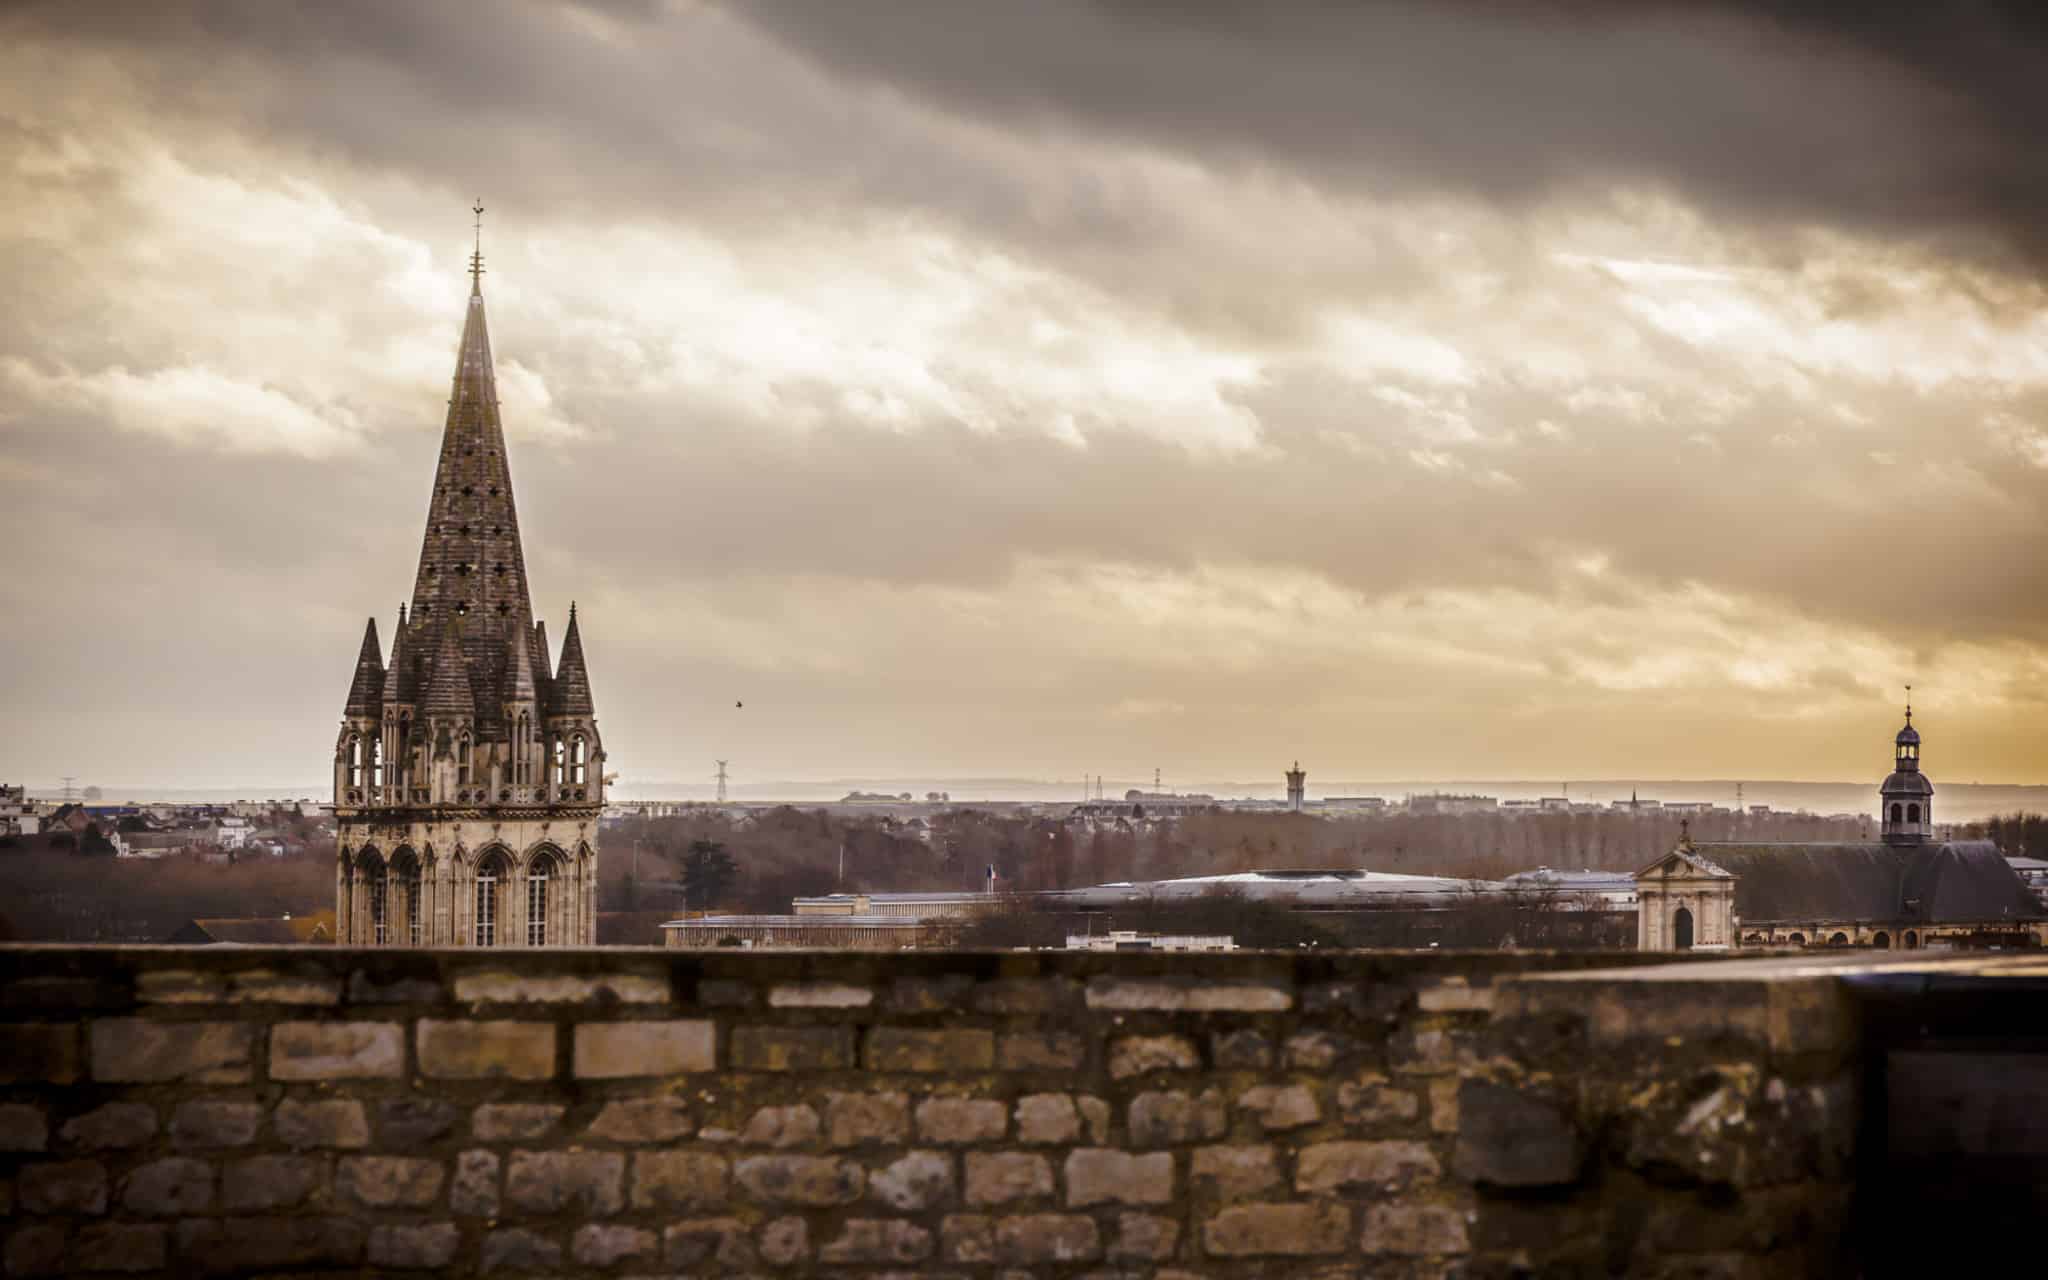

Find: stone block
1014;1093;1081;1145
88;1019;252;1084
1429;1078;1460;1134
769;981;876;1008
377;1098;458;1145
120;1157;212;1216
1109;1034;1201;1080
1418;977;1494;1014
21;1158;108;1215
1285;1030;1348;1071
1204;1202;1352;1257
1110;1212;1181;1262
755;1216;807;1266
482;1228;562;1273
1079;1095;1112;1144
1127;1089;1227;1146
940;1214;995;1264
1191;1143;1283;1198
870;1149;956;1210
1390;1024;1461;1076
965;1151;1054;1206
345;970;446;1004
222;1155;325;1212
367;1223;460;1270
169;1101;262;1148
1212;1027;1275;1069
72;1223;167;1273
417;1019;555;1080
1239;1083;1322;1131
59;1103;156;1150
995;1213;1101;1264
819;1219;934;1264
733;1154;864;1205
866;1027;995;1072
337;1155;445;1208
1086;976;1292;1012
269;1021;402;1080
572;1224;657;1268
1363;1204;1473;1255
971;977;1079;1014
1;1024;79;1085
172;1216;364;1270
0;1103;48;1152
741;1103;821;1147
630;1150;728;1210
730;1025;854;1071
694;977;757;1008
140;969;340;1006
506;1149;624;1215
1337;1075;1421;1130
274;1099;369;1149
1454;1080;1584;1189
1296;1140;1440;1194
999;1030;1086;1071
574;1019;715;1077
3;1224;67;1277
454;969;668;1004
826;1090;911;1147
889;974;975;1013
1065;1148;1174;1206
451;1149;500;1217
472;1102;564;1141
588;1094;693;1142
918;1097;1008;1144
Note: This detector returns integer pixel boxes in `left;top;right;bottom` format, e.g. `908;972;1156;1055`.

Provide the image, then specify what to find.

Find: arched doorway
1673;905;1695;950
1903;931;1918;949
1829;932;1850;947
1872;931;1890;949
1788;932;1806;946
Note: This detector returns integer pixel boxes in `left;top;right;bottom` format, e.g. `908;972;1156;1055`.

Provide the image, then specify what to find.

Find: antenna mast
713;760;729;805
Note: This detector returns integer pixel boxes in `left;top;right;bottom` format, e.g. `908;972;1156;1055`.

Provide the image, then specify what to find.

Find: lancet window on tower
569;736;588;786
527;852;555;947
475;849;509;947
346;735;363;789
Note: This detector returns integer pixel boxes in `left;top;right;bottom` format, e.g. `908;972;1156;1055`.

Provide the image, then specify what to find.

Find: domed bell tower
1880;690;1933;845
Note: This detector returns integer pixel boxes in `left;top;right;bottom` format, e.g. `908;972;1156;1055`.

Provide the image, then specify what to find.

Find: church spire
343;617;384;717
469;199;485;297
552;602;595;717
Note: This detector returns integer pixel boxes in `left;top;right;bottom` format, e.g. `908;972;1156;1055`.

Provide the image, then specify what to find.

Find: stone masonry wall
0;947;1855;1278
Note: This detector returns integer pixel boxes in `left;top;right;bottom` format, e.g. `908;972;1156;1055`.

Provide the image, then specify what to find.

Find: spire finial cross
469;199;486;292
1905;683;1913;723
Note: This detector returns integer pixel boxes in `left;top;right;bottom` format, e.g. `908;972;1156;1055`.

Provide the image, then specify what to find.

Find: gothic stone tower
333;224;605;946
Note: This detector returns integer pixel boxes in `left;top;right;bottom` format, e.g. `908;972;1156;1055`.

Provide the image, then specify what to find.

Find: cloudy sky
5;0;2048;792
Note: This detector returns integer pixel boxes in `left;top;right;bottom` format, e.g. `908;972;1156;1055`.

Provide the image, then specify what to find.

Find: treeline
0;850;331;942
1973;812;2048;860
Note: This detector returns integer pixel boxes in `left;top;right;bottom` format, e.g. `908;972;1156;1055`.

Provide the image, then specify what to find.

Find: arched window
570;736;587;785
515;714;531;784
1889;803;1903;825
362;854;388;945
1872;931;1890;949
457;734;473;786
395;717;412;787
1788;932;1806;946
1903;930;1919;949
370;738;384;790
475;848;511;947
1906;803;1920;824
1829;932;1849;947
527;849;560;947
552;736;566;786
393;849;422;946
347;735;363;788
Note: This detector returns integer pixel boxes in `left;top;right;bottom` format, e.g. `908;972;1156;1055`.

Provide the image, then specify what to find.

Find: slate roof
343;618;384;716
166;918;304;945
552;605;594;717
1694;840;2042;925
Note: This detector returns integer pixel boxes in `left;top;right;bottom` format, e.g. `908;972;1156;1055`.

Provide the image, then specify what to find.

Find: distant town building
1285;762;1306;813
1406;793;1497;815
1065;931;1235;952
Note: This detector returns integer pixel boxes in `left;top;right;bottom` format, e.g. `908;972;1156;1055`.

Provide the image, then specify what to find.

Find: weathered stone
866;1027;995;1071
417;1019;556;1079
1205;1202;1352;1256
1109;1034;1201;1080
0;1024;79;1085
940;1214;996;1264
1110;1212;1181;1262
1014;1093;1081;1145
826;1090;911;1147
59;1103;156;1151
965;1151;1055;1206
658;1217;756;1268
270;1021;403;1079
72;1223;167;1273
1296;1140;1440;1194
0;1103;48;1152
454;969;668;1004
995;1213;1101;1264
21;1159;108;1214
4;1224;68;1276
574;1019;715;1077
693;978;757;1008
222;1155;325;1211
870;1149;955;1210
1127;1088;1228;1146
1363;1204;1472;1255
999;1030;1086;1071
1078;1096;1112;1144
345;971;446;1004
140;969;339;1006
630;1150;727;1209
481;1227;561;1273
1212;1027;1275;1069
1239;1083;1322;1131
588;1095;692;1142
755;1216;807;1266
918;1096;1008;1144
741;1103;821;1148
1338;1074;1422;1130
472;1102;564;1141
367;1223;460;1269
1285;1030;1348;1070
506;1149;624;1215
769;981;875;1008
274;1098;370;1149
1429;1078;1460;1134
173;1216;364;1270
120;1157;212;1216
733;1154;864;1205
572;1224;657;1268
88;1019;252;1083
451;1148;500;1217
1192;1143;1283;1198
731;1025;854;1071
820;1219;934;1264
1066;1148;1174;1206
1419;977;1495;1014
377;1097;458;1145
890;974;976;1013
337;1155;445;1208
1391;1024;1461;1075
169;1100;261;1148
1087;976;1292;1012
1454;1081;1584;1188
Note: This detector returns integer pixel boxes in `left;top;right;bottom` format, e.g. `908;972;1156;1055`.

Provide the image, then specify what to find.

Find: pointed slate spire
382;605;415;704
531;618;553;708
552;602;595;717
344;618;384;716
504;617;537;705
422;622;477;718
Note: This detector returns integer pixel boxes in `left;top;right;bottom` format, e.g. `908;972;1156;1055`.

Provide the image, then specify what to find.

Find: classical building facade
1637;705;2043;951
332;230;605;946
